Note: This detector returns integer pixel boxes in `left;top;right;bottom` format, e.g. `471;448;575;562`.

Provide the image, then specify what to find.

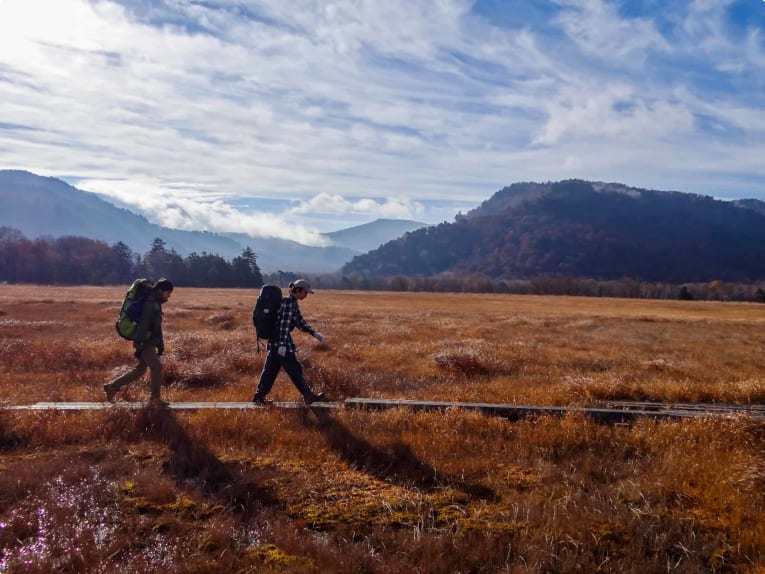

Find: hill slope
0;170;245;257
343;180;765;283
0;170;361;272
325;218;428;252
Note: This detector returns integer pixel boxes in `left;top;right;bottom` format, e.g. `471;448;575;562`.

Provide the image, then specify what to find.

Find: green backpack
115;278;154;340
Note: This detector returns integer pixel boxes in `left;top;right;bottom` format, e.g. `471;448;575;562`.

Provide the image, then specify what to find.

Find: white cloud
553;0;671;59
287;193;424;219
0;0;763;243
534;84;695;145
76;178;330;245
681;0;763;77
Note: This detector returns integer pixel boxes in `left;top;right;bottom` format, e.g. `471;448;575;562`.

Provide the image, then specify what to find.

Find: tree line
2;226;764;302
304;272;765;302
0;228;265;288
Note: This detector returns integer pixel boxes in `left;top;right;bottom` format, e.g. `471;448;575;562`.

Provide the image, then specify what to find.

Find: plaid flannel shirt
268;294;315;353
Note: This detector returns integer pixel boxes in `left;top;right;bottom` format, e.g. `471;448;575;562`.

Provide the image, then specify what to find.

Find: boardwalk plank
3;398;761;422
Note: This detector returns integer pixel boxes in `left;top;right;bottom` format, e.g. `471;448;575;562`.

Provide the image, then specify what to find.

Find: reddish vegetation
1;285;764;572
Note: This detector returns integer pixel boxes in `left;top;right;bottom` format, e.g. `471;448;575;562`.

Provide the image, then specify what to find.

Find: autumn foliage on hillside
343;180;765;283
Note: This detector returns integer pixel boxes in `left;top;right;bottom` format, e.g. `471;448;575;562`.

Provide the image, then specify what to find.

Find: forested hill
342;180;765;283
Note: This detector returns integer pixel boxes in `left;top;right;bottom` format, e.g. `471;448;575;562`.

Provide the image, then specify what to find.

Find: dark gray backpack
252;285;282;350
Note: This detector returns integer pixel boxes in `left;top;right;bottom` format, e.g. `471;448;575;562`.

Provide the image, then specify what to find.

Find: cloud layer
0;0;763;242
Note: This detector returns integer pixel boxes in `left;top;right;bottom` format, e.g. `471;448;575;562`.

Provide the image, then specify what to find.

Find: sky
0;0;764;246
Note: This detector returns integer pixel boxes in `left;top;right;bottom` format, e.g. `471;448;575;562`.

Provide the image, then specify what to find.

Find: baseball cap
293;279;314;294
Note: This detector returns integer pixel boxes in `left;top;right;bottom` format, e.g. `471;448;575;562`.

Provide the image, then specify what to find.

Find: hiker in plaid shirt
252;279;326;405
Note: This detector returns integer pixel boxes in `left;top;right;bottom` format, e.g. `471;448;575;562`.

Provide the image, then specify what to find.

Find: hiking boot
148;395;169;408
303;391;325;405
103;384;117;403
252;394;272;406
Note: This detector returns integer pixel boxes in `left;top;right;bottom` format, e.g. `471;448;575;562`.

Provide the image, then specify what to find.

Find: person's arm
293;304;315;336
152;305;164;355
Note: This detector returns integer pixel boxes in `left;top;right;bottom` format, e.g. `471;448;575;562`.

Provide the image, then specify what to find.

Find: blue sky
0;0;763;245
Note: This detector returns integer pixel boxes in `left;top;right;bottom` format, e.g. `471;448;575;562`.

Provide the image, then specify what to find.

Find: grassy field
1;284;764;573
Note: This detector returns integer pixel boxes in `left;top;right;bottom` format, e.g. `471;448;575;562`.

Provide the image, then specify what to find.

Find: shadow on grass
0;413;23;451
134;404;279;512
305;409;496;501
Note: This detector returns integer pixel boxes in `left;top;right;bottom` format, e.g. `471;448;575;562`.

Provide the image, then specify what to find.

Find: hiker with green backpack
104;278;174;403
252;279;326;405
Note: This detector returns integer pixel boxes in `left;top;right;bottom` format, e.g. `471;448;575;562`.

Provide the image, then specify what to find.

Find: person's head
289;279;313;300
155;278;174;302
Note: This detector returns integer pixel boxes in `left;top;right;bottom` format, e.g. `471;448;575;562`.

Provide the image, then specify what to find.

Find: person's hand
157;344;164;357
277;345;287;357
133;342;144;359
313;332;324;343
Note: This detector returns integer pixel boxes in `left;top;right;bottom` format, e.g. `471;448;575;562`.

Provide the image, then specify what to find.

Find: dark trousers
256;349;312;397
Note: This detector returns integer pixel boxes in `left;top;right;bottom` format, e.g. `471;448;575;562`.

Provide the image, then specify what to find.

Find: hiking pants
255;349;312;397
109;345;163;399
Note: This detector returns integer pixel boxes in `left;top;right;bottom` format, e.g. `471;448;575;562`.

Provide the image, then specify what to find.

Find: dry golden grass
1;284;765;572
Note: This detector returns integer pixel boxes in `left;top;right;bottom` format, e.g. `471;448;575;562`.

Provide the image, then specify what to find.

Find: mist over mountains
0;170;425;273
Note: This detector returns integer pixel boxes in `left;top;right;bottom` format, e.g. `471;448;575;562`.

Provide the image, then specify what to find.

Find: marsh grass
1;285;765;572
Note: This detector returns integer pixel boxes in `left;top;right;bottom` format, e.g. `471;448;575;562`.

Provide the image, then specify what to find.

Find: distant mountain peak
324;218;429;253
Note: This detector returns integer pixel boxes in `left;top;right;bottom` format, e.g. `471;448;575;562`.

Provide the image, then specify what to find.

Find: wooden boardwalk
2;401;337;411
343;398;763;423
3;399;763;423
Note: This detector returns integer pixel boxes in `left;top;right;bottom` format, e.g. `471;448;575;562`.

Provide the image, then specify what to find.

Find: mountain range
6;170;764;284
343;180;765;283
0;170;426;273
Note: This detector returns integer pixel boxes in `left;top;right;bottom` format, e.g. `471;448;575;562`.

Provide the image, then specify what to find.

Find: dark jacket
133;290;165;352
